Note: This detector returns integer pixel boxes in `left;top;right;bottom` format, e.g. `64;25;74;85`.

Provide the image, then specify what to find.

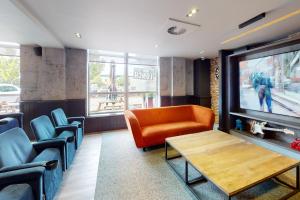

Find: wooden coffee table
165;130;300;200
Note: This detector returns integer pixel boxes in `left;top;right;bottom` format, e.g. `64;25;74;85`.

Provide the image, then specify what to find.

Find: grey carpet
95;131;300;200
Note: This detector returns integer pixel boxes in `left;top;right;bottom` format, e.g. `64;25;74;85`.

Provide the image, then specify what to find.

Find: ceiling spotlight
74;33;81;38
199;50;205;54
154;44;159;48
186;8;198;17
191;9;198;14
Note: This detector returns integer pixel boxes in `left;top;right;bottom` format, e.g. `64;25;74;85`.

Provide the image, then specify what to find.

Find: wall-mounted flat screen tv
240;50;300;118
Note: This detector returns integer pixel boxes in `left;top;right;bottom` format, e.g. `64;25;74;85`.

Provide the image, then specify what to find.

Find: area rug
94;131;300;200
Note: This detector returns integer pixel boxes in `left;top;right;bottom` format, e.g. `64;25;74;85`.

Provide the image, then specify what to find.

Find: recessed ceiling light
199;50;205;54
74;33;81;38
154;44;159;48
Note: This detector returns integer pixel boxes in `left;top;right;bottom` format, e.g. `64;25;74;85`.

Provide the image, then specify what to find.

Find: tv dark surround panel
219;34;300;157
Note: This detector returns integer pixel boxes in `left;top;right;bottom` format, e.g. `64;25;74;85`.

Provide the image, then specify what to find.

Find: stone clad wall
20;45;87;101
159;57;193;96
65;48;87;100
210;57;220;123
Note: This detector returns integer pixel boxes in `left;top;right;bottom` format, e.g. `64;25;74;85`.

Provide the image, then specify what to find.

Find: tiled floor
54;133;102;200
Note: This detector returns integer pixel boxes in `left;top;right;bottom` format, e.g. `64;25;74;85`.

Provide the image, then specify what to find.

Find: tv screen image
240;50;300;118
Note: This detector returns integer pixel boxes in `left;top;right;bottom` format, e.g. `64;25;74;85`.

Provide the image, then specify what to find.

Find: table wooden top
166;130;300;196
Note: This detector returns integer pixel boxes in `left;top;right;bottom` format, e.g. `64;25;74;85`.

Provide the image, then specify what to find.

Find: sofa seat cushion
142;121;209;146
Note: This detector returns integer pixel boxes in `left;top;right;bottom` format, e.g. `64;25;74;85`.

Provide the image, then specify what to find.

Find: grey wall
65;48;87;99
185;59;194;96
159;57;193;97
20;46;87;101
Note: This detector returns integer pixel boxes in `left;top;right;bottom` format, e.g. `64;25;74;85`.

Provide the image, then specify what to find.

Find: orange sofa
124;105;215;148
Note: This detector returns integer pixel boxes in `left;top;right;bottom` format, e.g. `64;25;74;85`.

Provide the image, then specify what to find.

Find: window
88;50;159;115
0;45;20;113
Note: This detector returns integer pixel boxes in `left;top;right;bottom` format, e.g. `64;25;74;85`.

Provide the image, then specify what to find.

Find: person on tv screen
250;72;273;113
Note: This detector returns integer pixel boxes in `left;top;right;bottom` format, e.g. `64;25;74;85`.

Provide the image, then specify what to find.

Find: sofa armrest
124;110;144;148
192;105;215;129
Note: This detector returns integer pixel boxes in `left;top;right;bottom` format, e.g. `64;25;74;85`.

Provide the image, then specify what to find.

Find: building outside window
88;50;159;115
0;44;20;113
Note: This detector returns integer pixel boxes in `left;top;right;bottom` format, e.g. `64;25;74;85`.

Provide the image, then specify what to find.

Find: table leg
297;165;299;190
165;142;168;160
185;160;189;184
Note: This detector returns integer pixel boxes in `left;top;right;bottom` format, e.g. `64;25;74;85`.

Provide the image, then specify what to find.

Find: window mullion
125;53;129;110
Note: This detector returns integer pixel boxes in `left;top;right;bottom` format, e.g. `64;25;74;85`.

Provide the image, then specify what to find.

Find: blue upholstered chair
0;112;23;134
0;128;64;200
0;112;23;128
30;115;76;169
51;108;85;148
0;184;34;200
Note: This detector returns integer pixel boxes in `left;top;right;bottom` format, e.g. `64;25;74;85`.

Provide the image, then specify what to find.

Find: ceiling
1;0;300;58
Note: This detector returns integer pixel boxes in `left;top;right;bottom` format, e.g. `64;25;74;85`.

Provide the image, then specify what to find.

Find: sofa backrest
130;105;196;127
51;108;68;126
30;115;56;141
0;128;36;168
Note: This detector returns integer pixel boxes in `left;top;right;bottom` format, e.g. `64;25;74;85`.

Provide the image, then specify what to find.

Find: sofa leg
143;147;147;152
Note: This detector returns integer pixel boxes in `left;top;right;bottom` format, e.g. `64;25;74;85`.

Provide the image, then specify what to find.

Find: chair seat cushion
31;148;60;163
71;121;81;127
141;121;209;146
56;130;74;140
0;184;33;200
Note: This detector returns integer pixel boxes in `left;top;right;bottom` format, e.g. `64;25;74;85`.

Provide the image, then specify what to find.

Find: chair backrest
51;108;68;126
0;128;36;168
30;115;56;141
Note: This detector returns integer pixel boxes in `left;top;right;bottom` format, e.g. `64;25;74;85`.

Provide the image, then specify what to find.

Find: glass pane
89;62;125;93
89;50;125;63
0;55;20;114
0;47;20;56
128;65;158;92
128;53;158;65
128;92;158;110
89;93;125;114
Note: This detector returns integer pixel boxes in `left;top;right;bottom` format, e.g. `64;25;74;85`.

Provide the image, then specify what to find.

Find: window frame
0;45;21;114
87;50;160;116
